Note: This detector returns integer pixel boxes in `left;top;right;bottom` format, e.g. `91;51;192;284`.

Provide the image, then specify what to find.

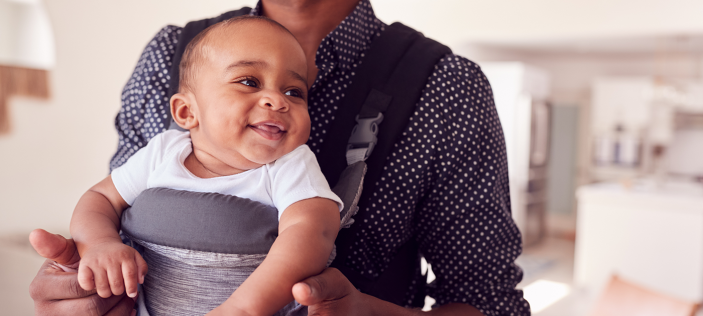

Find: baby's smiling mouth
248;121;286;141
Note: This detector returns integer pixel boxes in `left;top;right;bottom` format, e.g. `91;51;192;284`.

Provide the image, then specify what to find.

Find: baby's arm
69;175;147;298
208;197;340;316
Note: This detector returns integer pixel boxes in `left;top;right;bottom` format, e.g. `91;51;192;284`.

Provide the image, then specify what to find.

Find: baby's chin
244;146;294;165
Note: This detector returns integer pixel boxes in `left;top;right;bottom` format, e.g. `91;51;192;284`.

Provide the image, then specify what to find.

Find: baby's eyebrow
225;60;266;72
288;70;307;88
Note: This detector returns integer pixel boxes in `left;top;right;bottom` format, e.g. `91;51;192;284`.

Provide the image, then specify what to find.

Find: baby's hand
77;241;148;298
205;304;253;316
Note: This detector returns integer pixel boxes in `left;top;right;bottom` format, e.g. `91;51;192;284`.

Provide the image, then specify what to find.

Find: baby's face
189;21;310;169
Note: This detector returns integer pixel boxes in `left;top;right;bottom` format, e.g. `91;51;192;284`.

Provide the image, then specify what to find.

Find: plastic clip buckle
347;113;384;161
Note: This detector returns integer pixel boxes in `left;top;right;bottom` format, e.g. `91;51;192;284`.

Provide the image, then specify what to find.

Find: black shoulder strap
166;7;252;109
321;22;451;306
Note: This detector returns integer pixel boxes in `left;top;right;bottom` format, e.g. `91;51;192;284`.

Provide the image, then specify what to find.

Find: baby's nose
260;95;288;111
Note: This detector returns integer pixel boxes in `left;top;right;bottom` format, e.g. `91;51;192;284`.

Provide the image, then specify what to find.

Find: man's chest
305;66;355;155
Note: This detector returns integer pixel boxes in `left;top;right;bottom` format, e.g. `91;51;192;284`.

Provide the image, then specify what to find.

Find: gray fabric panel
331;161;366;225
132;238;305;316
121;188;278;254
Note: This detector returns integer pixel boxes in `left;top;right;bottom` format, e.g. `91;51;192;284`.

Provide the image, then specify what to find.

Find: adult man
29;0;529;315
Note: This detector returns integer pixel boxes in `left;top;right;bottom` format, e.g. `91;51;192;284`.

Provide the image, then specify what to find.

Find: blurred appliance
667;112;703;180
590;77;703;182
481;62;551;246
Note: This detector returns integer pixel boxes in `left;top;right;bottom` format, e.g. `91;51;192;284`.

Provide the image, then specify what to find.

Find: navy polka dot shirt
110;1;529;314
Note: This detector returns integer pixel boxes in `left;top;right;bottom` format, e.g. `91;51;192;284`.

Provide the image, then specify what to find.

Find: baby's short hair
178;15;295;93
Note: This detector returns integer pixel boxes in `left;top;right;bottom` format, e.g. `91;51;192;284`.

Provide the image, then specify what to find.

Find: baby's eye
285;89;304;98
237;78;258;88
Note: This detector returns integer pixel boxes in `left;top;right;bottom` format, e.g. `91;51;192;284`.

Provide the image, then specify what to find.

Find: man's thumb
292;282;318;305
29;229;81;266
292;268;351;306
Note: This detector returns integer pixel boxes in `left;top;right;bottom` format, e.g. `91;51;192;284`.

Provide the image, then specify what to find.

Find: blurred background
2;0;703;315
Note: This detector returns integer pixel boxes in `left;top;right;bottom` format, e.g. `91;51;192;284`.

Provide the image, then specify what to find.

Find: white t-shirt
111;130;342;219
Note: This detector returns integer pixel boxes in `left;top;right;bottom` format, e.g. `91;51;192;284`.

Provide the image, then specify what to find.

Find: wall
0;1;19;63
372;0;703;48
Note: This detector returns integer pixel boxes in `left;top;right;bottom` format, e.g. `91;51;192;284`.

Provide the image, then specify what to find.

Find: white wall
0;1;20;63
3;0;703;236
373;0;703;48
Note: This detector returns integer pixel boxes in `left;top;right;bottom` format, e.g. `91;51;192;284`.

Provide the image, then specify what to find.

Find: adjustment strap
345;89;391;164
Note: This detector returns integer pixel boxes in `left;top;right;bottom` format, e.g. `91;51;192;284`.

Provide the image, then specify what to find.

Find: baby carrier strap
122;187;278;254
324;23;451;307
121;181;364;255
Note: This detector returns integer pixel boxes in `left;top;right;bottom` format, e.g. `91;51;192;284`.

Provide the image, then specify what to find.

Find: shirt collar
317;0;384;71
250;1;262;16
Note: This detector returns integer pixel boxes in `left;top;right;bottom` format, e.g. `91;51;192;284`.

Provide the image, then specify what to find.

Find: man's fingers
35;291;128;316
104;293;137;316
30;259;97;301
29;229;81;266
292;268;352;306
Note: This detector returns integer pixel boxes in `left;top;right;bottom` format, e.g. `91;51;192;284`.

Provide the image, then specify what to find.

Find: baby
69;16;342;316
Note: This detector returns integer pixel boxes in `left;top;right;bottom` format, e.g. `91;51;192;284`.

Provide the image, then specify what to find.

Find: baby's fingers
77;265;96;292
122;259;139;298
107;263;125;296
93;267;113;298
135;252;148;284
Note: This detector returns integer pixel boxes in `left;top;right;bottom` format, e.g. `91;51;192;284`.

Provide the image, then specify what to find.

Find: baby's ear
170;93;198;129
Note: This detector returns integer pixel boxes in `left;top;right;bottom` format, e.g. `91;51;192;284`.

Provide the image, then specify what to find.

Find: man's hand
28;229;137;316
292;268;373;316
292;267;425;316
292;268;483;316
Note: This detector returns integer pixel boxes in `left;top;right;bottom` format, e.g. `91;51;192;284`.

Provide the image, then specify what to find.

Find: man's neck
261;0;361;86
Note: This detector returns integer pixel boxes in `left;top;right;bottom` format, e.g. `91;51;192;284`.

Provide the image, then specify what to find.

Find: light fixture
0;0;55;134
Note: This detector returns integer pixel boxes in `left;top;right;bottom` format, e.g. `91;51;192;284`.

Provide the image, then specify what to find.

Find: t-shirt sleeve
268;145;343;218
111;130;181;205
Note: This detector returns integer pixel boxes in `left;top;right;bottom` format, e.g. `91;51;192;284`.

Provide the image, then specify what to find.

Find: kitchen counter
573;179;703;303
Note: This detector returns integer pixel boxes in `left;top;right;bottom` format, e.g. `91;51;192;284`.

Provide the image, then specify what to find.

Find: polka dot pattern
109;1;529;314
110;26;180;170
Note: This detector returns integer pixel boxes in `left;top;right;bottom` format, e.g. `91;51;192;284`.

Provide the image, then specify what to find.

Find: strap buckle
346;113;384;164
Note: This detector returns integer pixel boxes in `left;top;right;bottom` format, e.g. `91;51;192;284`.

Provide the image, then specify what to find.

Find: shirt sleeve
109;25;182;172
412;55;529;314
111;131;178;205
268;145;344;218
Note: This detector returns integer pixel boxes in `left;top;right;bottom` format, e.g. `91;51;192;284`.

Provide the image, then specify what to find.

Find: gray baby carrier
120;6;450;315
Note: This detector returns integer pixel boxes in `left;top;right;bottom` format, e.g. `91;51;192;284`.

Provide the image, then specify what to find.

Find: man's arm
293;268;483;316
110;25;181;171
28;229;136;316
293;55;529;316
410;55;528;314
